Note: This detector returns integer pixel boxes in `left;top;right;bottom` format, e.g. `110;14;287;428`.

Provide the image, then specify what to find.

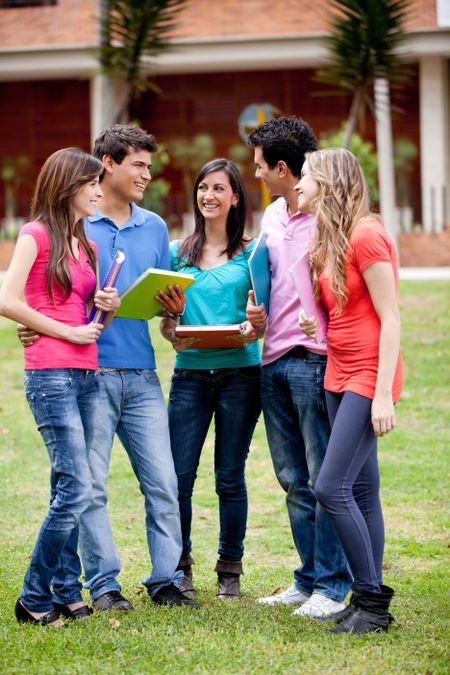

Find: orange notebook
175;324;245;349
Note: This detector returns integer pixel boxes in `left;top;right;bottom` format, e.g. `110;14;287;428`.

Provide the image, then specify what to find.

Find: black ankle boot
177;555;196;598
328;585;395;634
215;559;243;599
320;585;364;624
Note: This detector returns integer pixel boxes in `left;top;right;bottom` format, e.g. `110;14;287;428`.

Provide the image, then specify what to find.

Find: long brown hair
306;148;370;312
178;159;248;267
30;147;103;303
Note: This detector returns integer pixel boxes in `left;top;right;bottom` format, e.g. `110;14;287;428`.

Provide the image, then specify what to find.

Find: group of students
0;116;402;635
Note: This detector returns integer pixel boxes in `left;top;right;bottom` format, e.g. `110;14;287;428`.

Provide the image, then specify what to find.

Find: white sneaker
258;584;311;605
293;592;346;618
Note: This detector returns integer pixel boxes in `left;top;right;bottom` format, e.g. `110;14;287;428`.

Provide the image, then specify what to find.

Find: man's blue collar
88;202;144;227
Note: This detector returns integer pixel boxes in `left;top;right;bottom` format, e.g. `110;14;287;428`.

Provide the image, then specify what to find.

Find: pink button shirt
20;221;98;370
261;198;326;366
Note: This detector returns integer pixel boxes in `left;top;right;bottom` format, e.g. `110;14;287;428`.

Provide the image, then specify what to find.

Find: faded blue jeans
78;369;183;599
168;366;261;562
261;349;352;602
22;368;97;612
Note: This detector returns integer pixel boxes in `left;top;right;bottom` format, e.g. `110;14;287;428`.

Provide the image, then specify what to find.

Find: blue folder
248;230;271;315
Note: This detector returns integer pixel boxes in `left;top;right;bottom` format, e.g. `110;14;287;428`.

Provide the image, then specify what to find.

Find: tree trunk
342;89;362;149
113;82;132;124
374;78;398;241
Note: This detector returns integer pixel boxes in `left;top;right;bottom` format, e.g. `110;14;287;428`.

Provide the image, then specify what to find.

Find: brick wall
170;0;436;39
0;0;98;48
0;0;438;49
399;230;450;266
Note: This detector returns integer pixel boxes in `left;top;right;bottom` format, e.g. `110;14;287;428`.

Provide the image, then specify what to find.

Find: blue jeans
21;369;97;612
168;366;261;562
261;349;352;602
315;391;384;592
78;369;183;599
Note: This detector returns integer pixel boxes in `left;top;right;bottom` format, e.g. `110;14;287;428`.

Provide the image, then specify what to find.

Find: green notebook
115;268;195;320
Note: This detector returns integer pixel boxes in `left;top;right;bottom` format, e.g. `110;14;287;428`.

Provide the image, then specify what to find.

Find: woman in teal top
160;159;261;600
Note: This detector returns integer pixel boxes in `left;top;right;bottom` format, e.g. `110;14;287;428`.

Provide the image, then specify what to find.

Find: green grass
0;280;449;674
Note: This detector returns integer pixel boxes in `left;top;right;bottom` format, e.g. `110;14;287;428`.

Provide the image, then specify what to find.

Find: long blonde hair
306;148;370;311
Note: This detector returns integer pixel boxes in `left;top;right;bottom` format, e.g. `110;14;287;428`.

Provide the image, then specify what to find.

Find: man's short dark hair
247;116;317;178
93;124;158;164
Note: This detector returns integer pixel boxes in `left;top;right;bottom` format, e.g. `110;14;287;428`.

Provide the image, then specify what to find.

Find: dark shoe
177;555;197;598
215;559;243;599
93;591;133;611
328;585;395;634
152;583;200;608
217;572;241;599
15;598;67;628
52;601;93;620
179;566;196;598
318;586;363;624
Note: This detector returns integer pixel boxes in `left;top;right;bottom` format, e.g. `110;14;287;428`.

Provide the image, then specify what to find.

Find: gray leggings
314;391;384;592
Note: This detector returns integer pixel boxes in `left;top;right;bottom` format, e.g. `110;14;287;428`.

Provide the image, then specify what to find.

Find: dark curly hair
247;116;317;178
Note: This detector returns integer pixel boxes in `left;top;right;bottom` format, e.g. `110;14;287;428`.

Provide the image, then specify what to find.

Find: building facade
0;0;449;252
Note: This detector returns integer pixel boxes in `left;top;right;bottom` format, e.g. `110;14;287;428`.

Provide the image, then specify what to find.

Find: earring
233;202;238;208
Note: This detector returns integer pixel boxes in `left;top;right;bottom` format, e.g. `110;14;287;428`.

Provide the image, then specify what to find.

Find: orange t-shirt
318;217;403;402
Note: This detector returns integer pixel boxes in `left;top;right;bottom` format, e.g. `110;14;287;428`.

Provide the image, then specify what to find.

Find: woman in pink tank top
0;148;119;628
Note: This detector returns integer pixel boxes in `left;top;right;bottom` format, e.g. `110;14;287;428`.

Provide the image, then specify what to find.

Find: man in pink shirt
246;117;352;618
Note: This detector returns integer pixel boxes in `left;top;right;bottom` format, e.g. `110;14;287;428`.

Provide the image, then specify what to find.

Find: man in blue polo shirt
19;124;197;611
81;124;198;610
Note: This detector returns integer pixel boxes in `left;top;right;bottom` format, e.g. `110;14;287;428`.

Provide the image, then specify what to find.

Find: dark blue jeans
315;391;384;592
261;350;352;602
21;369;98;612
168;366;261;562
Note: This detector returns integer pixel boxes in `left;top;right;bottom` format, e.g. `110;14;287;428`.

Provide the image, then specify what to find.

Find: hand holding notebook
88;250;125;324
115;268;195;320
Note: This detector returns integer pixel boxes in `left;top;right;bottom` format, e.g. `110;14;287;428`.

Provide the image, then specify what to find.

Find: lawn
0;280;448;674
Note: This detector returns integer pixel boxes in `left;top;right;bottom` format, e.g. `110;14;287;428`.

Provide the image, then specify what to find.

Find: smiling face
196;169;239;225
253;146;283;196
72;176;103;221
294;160;319;213
105;148;152;203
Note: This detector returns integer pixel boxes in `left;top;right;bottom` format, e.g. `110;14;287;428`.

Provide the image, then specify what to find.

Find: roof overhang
0;29;449;82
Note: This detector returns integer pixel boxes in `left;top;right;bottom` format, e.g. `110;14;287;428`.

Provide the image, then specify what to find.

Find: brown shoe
177;555;197;598
215;559;243;600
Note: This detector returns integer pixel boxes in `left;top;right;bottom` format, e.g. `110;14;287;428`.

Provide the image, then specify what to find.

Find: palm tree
316;0;411;237
316;0;410;148
100;0;187;124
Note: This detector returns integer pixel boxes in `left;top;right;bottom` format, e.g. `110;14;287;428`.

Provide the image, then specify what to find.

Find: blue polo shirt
86;203;169;369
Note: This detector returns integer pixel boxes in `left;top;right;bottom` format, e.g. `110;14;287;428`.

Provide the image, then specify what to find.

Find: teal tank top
170;239;261;370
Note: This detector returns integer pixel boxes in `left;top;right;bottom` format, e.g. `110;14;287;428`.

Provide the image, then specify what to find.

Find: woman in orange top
297;148;402;634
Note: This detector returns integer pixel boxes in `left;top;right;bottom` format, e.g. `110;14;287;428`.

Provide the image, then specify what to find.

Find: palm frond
100;0;186;82
318;0;411;86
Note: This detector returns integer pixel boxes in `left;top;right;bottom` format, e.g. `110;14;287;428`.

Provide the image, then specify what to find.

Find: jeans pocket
42;377;73;399
25;372;73;394
140;369;158;386
237;365;262;381
171;369;191;382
